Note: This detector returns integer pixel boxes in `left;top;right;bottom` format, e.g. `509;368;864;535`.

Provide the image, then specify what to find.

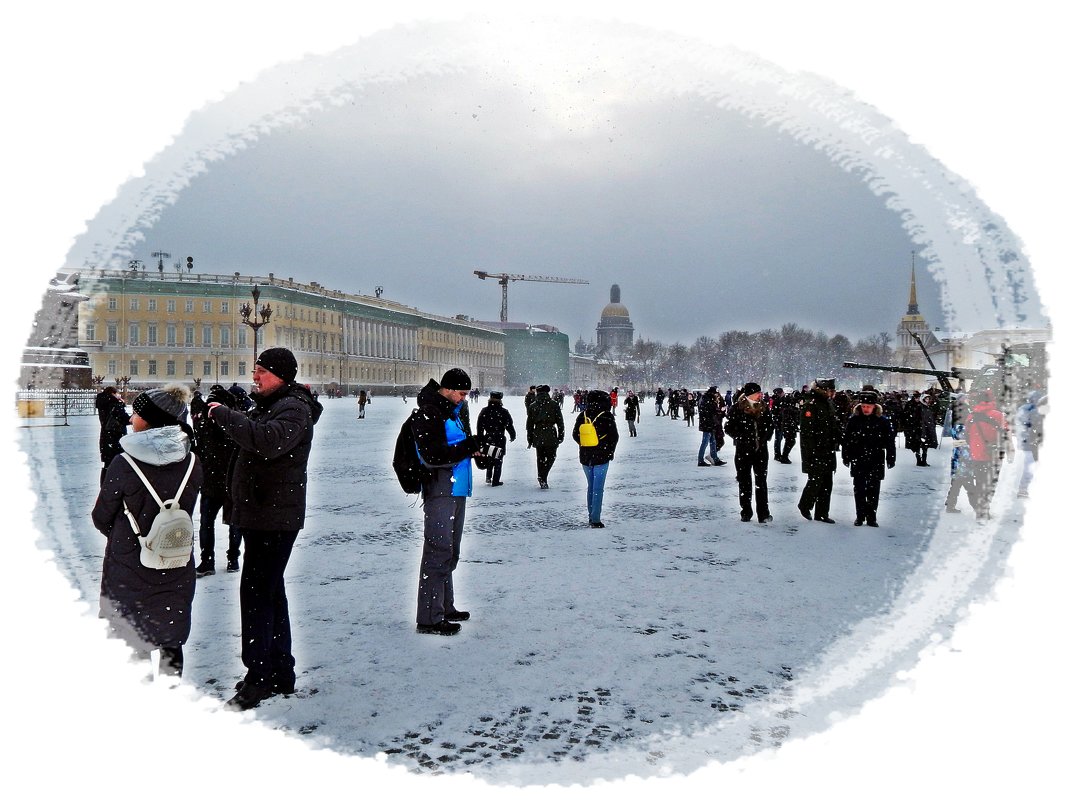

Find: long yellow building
75;268;505;393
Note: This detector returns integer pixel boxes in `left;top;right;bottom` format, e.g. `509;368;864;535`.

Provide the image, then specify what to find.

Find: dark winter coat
477;399;517;452
411;379;480;498
776;396;800;434
724;396;773;454
526;391;565;449
572;390;620;466
842;405;896;479
190;390;237;502
99;399;132;468
901;398;936;451
210;381;322;531
697;391;724;433
623;394;640;421
799;389;842;474
92;426;203;648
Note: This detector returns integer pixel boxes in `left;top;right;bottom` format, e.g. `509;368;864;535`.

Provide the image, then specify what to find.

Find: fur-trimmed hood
851;403;884;417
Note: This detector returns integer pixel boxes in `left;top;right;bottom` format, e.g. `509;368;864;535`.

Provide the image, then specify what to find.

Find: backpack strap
121;452;196;514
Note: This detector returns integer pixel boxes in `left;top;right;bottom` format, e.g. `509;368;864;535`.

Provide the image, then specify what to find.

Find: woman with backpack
572;389;619;528
92;384;203;680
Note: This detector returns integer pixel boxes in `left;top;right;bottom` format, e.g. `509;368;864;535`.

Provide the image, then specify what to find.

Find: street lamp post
239;284;273;364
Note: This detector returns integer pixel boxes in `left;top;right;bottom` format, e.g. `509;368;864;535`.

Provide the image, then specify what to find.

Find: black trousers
235;528;298;689
851;471;882;521
800;469;834;518
535;444;559;482
198;492;242;563
734;448;770;519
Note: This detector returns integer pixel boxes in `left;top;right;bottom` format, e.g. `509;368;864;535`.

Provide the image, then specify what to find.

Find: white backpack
121;453;196;570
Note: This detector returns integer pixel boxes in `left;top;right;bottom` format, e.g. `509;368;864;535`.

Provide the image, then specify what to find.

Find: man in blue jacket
208;347;322;708
410;368;485;635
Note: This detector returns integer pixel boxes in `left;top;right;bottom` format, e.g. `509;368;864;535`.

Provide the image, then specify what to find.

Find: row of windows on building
88;322;265;348
101;296;342;324
106;358;422;384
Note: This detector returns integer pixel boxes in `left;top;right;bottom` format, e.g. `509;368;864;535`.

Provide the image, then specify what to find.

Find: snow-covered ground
18;395;1032;786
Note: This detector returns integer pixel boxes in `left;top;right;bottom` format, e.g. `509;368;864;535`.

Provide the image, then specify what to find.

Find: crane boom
473;269;589;322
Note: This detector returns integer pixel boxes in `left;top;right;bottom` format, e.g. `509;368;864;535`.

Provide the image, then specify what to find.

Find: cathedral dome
600;301;631;320
598;284;631;322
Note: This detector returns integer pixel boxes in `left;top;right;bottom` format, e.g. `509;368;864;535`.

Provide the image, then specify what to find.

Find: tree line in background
613;323;895;392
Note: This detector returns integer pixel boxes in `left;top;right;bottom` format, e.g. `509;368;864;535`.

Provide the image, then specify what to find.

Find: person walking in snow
526;384;565;489
697;386;726;466
573;388;619;527
92;384;203;680
623;389;641;436
724;382;774;523
841;390;896;527
357;389;368;419
798;379;843;523
476;390;516;486
95;385;131;485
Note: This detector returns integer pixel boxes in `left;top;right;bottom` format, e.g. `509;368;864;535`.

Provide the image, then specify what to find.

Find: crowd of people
90;360;1044;710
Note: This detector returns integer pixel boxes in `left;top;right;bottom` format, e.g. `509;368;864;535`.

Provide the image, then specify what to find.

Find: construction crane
473;270;589;323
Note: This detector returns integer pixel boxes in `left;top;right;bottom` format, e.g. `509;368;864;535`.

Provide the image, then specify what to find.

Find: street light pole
239;284;273;365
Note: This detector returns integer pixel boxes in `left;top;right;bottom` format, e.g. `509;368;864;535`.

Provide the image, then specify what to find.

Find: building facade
73;269;505;394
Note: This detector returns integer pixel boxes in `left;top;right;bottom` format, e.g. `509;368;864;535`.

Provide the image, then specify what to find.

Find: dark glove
509;434;516;442
842;459;850;467
887;458;895;469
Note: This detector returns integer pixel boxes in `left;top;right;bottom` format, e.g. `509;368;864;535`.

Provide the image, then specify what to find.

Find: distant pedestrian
572;389;619;528
623;390;640;436
724;382;774;523
526;384;565;489
477;390;516;486
357;389;368;419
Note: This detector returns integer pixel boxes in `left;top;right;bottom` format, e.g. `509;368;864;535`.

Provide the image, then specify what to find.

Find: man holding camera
410;368;487;635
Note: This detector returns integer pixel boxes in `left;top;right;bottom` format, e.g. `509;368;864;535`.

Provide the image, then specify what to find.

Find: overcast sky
106;49;941;346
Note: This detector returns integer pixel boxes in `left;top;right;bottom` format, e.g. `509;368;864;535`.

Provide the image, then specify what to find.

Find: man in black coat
190;385;240;577
798;379;843;523
207;347;322;710
526;384;565;489
476;390;516;486
842;391;896;526
724;382;774;523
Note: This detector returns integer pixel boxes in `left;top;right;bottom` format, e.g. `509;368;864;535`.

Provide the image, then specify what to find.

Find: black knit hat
440;367;472;390
256;347;298;383
741;382;762;397
133;383;191;430
489;390;504;400
537;384;551;393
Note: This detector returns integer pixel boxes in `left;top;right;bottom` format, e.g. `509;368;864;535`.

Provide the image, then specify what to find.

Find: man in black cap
477;390;516;486
207;347;323;709
410;367;485;635
526;384;566;489
842;390;896;526
798;378;843;523
724;382;774;522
